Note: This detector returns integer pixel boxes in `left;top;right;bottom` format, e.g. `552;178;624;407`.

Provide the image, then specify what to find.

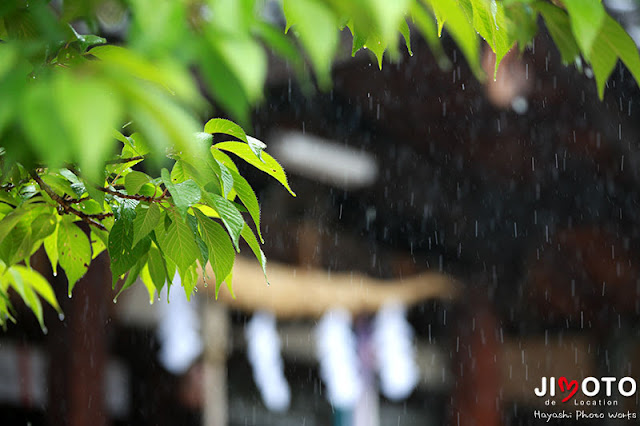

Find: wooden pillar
450;293;501;426
44;250;110;426
203;300;229;426
68;252;110;426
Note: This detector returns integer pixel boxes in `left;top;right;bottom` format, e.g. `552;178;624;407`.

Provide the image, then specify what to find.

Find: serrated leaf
241;223;268;285
124;171;152;194
202;192;244;251
108;204;150;285
204;118;249;143
157;210;200;274
162;169;201;217
172;180;201;217
195;209;235;298
133;203;162;247
214;142;296;196
229;169;263;243
57;220;91;296
219;162;234;198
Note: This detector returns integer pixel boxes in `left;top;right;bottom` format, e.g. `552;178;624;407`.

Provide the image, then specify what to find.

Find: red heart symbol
558;377;579;402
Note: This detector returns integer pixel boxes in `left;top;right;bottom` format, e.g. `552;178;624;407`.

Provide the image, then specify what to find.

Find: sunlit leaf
214;142;296;196
57;220;91;296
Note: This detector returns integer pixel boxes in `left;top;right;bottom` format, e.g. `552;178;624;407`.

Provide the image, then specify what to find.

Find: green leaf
399;18;413;56
114;254;147;302
203;193;245;251
0;207;27;246
162;168;201;217
181;264;198;301
253;21;304;70
218;163;234;198
157;210;200;275
140;264;157;304
8;268;44;331
229;169;263;243
347;21;387;69
468;0;515;77
535;2;580;65
57;220;91;296
108;202;150;285
13;265;62;314
589;15;640;100
90;229;108;259
204;118;249;143
195;209;235;298
187;213;209;267
125;171;152;195
146;245;167;293
563;0;605;60
53;73;123;183
505;4;537;51
214;142;296;196
133;203;162;247
283;0;338;87
204;118;266;162
43;222;59;275
241;223;268;285
424;0;482;78
171;160;187;183
410;3;450;69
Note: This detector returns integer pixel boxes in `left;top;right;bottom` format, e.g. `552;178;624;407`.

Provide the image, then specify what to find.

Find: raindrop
113;298;117;304
53;271;57;277
58;312;65;321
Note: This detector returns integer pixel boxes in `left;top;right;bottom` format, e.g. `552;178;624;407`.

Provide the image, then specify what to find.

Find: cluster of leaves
0;117;294;330
1;0;640;329
283;0;640;98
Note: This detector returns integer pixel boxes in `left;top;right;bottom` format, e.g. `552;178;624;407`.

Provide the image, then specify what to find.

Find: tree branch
98;186;166;203
31;173;108;231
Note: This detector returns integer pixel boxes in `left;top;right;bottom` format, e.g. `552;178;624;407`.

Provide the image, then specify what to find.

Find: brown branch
98;186;166;203
65;196;89;204
85;212;114;220
31;172;107;231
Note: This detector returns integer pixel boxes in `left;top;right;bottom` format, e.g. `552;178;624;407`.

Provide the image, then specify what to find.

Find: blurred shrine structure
2;12;640;426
